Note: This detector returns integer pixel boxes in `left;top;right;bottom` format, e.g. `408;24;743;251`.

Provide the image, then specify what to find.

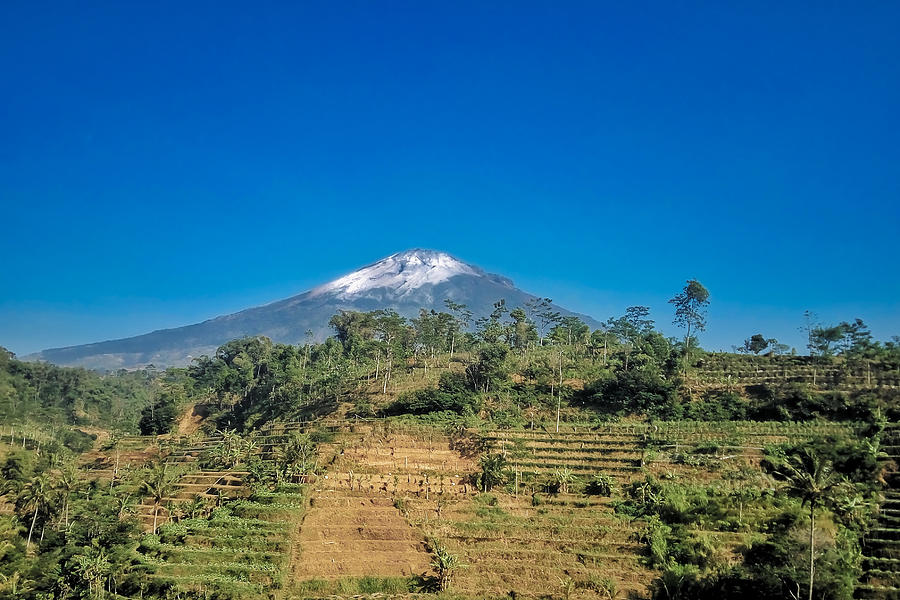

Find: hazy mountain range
25;249;600;369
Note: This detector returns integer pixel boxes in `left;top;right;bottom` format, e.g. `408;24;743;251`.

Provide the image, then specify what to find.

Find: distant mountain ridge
25;249;600;369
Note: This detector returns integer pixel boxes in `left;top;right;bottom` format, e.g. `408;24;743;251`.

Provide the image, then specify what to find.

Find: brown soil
177;403;209;435
293;492;431;579
288;427;477;583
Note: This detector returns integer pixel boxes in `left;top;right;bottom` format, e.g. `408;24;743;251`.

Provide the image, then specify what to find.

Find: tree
138;387;178;435
479;453;508;491
552;467;577;494
72;546;112;599
55;460;80;530
738;334;769;355
140;463;180;534
551;316;590;351
17;472;51;551
669;280;709;361
841;318;872;358
274;431;316;483
430;541;462;591
466;343;509;393
607;306;655;345
778;449;843;600
525;297;561;346
476;299;510;344
374;310;409;394
443;300;471;361
329;310;377;356
809;324;847;358
509;308;537;354
841;319;874;358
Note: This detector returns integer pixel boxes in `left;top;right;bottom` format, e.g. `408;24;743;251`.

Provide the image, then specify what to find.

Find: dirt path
176;403;209;435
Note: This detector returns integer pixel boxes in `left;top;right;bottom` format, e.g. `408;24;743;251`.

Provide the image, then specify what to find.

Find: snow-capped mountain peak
311;249;479;299
29;248;600;368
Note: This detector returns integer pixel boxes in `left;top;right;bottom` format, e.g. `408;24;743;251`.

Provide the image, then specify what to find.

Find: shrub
60;428;97;453
478;454;508;491
584;474;614;497
385;372;478;416
590;369;678;417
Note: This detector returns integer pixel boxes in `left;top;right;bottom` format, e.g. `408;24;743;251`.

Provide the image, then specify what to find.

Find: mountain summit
311;249;496;299
309;249;515;302
27;249;599;369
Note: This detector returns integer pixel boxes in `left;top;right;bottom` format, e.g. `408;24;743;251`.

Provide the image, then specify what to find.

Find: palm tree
55;461;80;530
18;473;51;551
140;463;180;533
778;449;842;600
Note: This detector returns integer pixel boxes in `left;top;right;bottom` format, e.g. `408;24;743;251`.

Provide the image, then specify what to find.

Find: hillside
3;296;899;600
2;413;893;600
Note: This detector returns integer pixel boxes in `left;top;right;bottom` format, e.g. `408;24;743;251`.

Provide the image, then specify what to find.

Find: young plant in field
558;576;575;600
479;453;508;492
429;540;463;591
552;467;577;494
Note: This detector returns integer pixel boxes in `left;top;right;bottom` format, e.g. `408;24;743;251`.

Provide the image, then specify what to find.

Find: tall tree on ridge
444;300;472;364
526;297;561;346
669;280;709;364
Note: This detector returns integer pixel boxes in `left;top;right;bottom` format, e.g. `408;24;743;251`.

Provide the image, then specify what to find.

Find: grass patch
293;576;415;595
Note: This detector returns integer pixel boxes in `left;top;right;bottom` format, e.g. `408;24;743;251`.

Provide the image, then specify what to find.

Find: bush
60;428;97;453
138;391;178;435
589;369;678;417
584;474;614;497
385;372;478;416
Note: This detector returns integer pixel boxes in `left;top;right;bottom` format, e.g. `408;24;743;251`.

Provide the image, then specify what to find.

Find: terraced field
138;486;305;596
66;418;885;599
429;421;859;599
693;354;900;391
858;424;900;599
74;426;313;598
287;423;474;590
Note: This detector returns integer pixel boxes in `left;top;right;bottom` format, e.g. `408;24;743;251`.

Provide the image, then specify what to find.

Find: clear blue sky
1;1;898;356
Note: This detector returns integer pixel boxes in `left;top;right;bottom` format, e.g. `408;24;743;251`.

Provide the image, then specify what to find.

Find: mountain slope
27;249;600;369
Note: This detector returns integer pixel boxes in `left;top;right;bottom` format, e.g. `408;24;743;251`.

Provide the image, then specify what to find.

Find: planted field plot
133;470;250;530
692;354;900;391
288;424;476;590
138;484;306;598
484;427;645;480
410;427;652;598
79;435;161;478
482;421;855;484
418;492;653;599
68;425;323;598
423;421;859;599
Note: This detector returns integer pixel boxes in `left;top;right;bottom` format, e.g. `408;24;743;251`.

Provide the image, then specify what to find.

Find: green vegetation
0;348;156;430
3;282;900;599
